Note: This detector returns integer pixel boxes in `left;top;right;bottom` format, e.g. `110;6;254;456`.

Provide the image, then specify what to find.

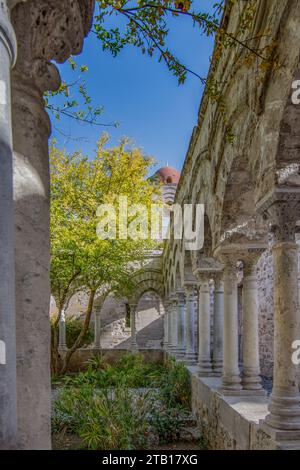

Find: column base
167;347;177;358
220;388;267;397
264;394;300;430
198;359;213;376
173;348;186;358
260;421;300;441
242;374;264;391
212;360;223;376
221;373;242;392
184;352;198;365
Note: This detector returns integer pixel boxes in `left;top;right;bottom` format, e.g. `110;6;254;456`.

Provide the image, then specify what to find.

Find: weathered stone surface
10;0;95;450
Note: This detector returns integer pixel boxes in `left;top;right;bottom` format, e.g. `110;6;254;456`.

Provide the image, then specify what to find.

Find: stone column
130;304;138;352
221;258;242;391
263;201;300;431
0;0;17;450
184;285;197;364
163;301;170;350
242;256;263;391
10;1;94;449
175;289;186;358
212;273;224;375
58;309;67;350
194;292;199;358
93;310;102;350
196;274;212;375
169;295;178;355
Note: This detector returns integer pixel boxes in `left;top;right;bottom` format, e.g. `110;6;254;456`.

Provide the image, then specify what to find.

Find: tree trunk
61;289;96;374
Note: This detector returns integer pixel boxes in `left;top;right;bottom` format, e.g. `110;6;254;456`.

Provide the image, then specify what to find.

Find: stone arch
273;61;300;189
129;269;164;305
217;149;267;248
191;211;215;273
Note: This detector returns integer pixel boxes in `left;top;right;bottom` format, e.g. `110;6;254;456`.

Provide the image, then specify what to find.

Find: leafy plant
65;316;94;349
52;355;193;449
159;358;191;409
52;385;151;449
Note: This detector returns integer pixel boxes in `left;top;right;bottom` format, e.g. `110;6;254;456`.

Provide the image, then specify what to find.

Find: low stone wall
59;348;164;372
188;368;281;450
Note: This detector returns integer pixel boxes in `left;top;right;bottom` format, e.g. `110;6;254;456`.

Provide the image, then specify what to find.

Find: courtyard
1;0;300;456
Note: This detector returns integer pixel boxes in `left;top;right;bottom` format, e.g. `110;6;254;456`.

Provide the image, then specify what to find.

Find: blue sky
50;2;215;175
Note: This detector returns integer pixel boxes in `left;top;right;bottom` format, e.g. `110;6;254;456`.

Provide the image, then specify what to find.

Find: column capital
11;0;94;97
259;195;300;243
214;243;266;276
129;303;138;312
212;273;224;291
176;289;185;306
184;284;197;297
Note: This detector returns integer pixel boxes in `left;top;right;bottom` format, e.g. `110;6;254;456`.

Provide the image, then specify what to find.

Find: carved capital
184;284;197;299
211;272;224;289
129;304;137;314
11;0;94;96
176;289;185;306
214;243;266;275
192;255;222;274
264;200;300;243
257;191;300;243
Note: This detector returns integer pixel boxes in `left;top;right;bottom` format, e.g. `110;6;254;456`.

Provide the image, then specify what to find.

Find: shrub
50;315;94;349
52;385;151;449
159;358;191;410
59;353;165;389
52;354;193;449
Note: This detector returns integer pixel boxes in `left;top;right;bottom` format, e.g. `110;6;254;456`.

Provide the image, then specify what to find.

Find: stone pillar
194;292;199;358
184;285;197;364
169;295;178;355
10;0;94;449
58;309;67;350
93;310;102;350
212;274;224;374
163;301;170;350
262;201;300;431
196;274;212;375
130;304;138;352
221;258;242;391
175;289;186;358
242;257;263;391
0;0;17;450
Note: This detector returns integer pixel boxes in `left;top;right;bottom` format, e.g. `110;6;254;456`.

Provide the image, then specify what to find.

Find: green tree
50;135;160;373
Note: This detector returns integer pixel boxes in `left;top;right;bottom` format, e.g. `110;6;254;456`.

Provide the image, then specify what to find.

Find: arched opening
218;154;266;246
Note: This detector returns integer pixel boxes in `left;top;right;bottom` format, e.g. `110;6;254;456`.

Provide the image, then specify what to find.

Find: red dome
154;166;180;184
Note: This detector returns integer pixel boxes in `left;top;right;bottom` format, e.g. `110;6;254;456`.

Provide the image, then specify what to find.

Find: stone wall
60;348;164;373
190;371;278;450
257;251;274;378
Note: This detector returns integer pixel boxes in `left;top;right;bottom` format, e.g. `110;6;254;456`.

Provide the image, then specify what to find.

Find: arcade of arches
2;0;300;450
